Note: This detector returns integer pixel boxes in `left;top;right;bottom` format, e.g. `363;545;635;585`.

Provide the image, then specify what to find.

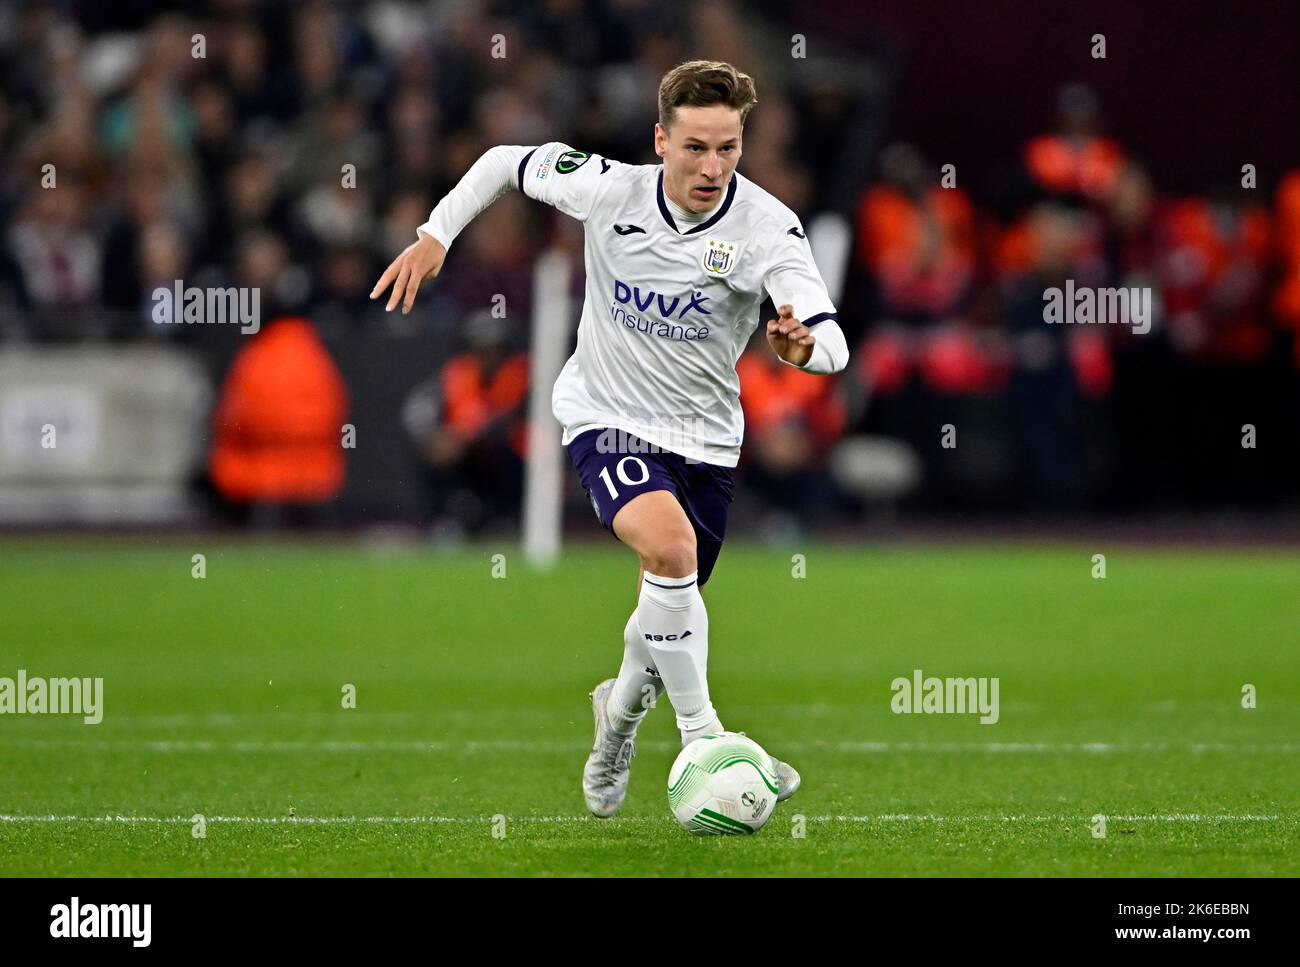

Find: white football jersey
519;142;839;468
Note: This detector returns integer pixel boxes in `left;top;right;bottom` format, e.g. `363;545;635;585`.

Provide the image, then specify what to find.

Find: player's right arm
369;232;447;315
370;142;609;314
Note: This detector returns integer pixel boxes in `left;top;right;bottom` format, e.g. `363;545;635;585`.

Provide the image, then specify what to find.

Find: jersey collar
656;169;738;235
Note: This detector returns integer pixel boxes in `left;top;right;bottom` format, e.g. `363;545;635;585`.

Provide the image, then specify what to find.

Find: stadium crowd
1;1;1296;531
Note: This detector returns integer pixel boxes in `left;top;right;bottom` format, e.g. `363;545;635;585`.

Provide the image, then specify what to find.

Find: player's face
655;105;743;214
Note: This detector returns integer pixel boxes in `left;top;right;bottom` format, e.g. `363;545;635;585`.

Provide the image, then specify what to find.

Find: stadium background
2;0;1298;534
1;0;1299;878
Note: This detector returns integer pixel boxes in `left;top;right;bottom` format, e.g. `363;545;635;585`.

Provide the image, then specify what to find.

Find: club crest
702;238;738;277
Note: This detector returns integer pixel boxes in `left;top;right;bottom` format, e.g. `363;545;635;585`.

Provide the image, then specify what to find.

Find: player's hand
370;232;447;314
765;304;815;366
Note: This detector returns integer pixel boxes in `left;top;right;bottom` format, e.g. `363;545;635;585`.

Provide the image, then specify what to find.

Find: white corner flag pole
522;248;572;569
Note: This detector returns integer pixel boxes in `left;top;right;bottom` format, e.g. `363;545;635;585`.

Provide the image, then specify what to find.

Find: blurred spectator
1156;185;1277;507
1023;84;1125;204
432;191;535;334
135;220;191;336
5;176;102;336
310;244;386;335
857;142;976;320
232;228;309;318
1274;171;1300;356
999;204;1107;509
737;346;846;533
219;18;288;124
200;150;294;269
405;310;529;534
1157;189;1271;361
740;90;814;214
209;316;349;514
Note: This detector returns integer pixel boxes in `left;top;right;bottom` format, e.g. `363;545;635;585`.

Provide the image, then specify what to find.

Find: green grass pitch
1;537;1297;876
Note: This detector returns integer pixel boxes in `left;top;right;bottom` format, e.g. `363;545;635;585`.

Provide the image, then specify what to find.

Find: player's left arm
762;225;849;374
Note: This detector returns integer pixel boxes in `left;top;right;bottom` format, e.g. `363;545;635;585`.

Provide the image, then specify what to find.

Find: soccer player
370;60;848;817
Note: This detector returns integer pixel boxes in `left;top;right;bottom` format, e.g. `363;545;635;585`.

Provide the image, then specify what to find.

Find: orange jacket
1159;198;1272;361
209;317;349;502
441;352;529;457
1024;134;1124;200
1271;171;1300;333
856;184;976;314
737;351;845;450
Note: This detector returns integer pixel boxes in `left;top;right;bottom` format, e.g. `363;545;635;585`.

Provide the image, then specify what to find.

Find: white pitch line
3;738;1298;754
0;739;547;753
0;813;1286;825
863;814;1285;822
830;741;1300;753
61;699;1275;726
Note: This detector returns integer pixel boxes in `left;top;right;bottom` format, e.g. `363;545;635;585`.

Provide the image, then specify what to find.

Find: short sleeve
518;142;612;222
762;222;838;328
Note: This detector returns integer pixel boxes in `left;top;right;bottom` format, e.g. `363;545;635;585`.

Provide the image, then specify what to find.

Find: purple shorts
565;427;735;586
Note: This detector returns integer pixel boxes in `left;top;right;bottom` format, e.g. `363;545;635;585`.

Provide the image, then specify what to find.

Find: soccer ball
667;732;779;835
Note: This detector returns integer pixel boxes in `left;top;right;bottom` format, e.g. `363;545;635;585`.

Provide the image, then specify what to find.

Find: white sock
680;717;726;747
636;570;723;740
607;611;665;733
